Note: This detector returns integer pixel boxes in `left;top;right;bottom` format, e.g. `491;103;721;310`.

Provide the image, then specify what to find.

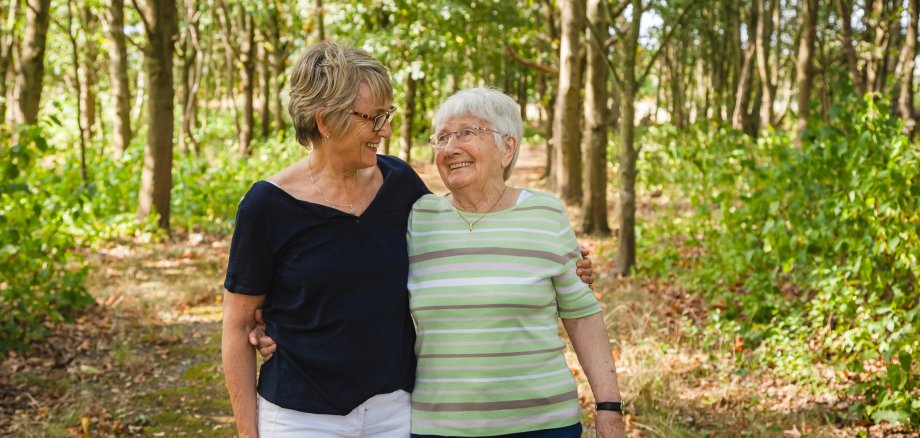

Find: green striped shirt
407;189;601;436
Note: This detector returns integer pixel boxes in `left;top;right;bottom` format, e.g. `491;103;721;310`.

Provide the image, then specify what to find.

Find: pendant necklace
308;154;358;215
452;186;507;232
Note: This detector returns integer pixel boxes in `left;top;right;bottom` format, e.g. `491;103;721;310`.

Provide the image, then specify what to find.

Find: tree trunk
0;0;19;123
614;0;642;276
108;0;132;156
79;6;98;147
64;0;88;182
518;69;528;125
314;0;325;41
551;0;585;203
795;0;819;144
866;0;889;95
897;0;919;132
835;0;864;95
581;0;610;236
401;74;417;163
733;1;757;133
539;0;559;180
238;14;255;155
259;42;271;138
538;72;556;179
265;6;290;132
14;0;51;124
136;0;178;232
179;0;201;154
755;0;776;127
669;45;686;127
216;3;241;145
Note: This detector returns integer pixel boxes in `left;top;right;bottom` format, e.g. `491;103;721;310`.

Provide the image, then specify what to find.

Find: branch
607;0;630;23
637;0;702;85
130;0;153;38
505;46;559;75
581;0;624;85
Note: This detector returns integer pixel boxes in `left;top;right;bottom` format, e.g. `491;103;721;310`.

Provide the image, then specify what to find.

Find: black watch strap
595;401;623;413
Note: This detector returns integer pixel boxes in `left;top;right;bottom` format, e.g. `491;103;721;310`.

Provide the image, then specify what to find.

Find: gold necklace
307;154;358;215
452;186;507;232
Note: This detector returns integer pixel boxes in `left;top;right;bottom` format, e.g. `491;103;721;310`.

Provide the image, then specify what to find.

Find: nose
440;134;464;153
377;119;393;138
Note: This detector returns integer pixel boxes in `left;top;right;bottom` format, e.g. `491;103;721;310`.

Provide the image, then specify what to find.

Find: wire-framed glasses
428;127;502;148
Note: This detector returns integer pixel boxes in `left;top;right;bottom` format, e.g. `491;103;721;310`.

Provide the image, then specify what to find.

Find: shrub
0;125;93;352
639;95;920;425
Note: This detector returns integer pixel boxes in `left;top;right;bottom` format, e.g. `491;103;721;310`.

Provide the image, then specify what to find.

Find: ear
501;136;517;169
315;109;330;140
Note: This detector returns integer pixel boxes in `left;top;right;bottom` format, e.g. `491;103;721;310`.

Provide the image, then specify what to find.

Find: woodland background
0;0;918;436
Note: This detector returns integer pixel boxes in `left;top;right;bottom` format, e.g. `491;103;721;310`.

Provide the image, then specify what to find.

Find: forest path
0;145;889;437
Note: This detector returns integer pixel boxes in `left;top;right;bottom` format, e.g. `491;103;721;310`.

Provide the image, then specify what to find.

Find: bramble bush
639;95;919;425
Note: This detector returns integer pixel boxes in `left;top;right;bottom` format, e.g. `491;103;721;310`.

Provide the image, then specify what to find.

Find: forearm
562;312;622;403
221;293;263;438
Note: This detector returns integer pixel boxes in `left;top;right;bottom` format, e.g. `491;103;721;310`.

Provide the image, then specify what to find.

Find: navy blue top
224;154;430;415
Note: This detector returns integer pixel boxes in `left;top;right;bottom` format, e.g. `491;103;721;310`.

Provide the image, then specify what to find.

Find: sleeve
550;198;602;319
224;184;274;296
408;163;432;200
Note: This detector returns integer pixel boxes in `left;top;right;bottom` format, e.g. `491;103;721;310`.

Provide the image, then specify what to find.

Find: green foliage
639;96;920;425
0;109;304;351
0;125;93;352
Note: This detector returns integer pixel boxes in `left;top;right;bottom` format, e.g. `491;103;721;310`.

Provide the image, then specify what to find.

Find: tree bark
581;0;610;236
259;42;271;138
897;0;919;132
179;0;202;154
551;0;585;203
795;0;819;144
314;0;325;41
238;14;255;155
835;0;865;95
1;0;20;124
614;0;642;276
733;1;758;134
755;0;776;127
63;0;88;182
866;0;889;95
537;72;556;179
79;6;98;149
400;74;417;163
136;0;178;231
108;0;132;156
14;0;51;124
265;7;290;131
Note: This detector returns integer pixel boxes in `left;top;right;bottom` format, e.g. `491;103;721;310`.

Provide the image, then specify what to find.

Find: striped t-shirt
406;189;601;436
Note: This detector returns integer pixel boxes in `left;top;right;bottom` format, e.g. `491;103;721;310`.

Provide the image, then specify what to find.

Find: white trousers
257;390;411;438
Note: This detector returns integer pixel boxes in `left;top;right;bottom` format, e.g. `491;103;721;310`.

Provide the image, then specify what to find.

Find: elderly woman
406;88;624;438
223;43;594;437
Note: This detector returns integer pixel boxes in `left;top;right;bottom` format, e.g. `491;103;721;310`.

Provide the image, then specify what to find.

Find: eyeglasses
349;106;397;131
428;127;502;148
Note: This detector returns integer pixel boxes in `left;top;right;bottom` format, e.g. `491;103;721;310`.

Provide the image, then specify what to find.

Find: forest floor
1;145;915;437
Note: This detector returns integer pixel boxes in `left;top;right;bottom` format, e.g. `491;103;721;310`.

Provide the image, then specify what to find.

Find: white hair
432;88;523;180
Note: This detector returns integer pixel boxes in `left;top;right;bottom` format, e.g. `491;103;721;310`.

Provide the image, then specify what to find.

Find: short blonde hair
289;42;393;148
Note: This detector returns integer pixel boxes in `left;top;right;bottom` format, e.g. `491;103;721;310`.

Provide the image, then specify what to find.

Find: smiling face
434;114;515;193
331;83;393;169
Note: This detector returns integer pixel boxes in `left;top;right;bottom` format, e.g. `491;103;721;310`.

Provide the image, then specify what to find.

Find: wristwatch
595;401;623;413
